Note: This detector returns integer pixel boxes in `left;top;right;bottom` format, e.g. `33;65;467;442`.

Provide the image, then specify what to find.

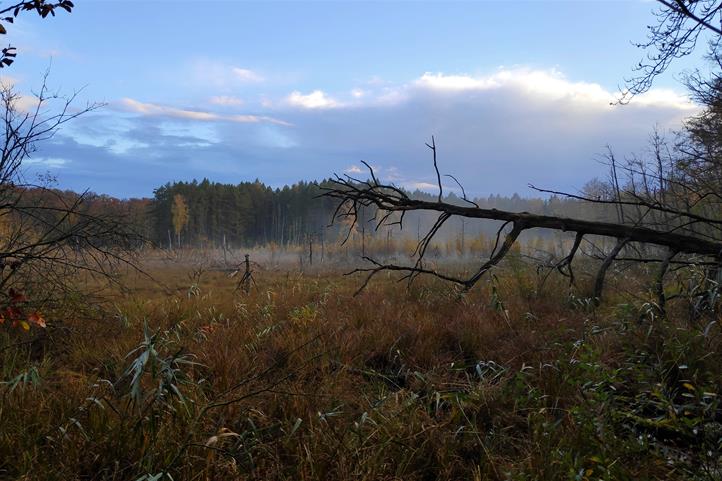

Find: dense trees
151;179;337;248
11;177;594;251
147;179;605;249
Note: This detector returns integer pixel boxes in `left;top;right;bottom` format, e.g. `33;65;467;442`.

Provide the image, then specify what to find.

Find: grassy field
1;254;720;480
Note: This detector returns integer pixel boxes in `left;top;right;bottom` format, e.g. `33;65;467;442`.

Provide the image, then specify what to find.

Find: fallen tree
322;140;722;306
322;0;722;309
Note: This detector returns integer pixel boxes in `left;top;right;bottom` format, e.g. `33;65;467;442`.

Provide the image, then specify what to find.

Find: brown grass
1;256;720;480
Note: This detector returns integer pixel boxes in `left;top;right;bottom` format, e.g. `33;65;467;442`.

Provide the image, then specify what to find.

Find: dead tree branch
323;140;722;301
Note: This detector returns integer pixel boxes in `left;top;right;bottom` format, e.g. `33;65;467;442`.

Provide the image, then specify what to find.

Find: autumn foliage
0;288;46;331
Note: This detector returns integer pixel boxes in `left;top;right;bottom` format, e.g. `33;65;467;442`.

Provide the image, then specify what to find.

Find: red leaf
28;311;46;328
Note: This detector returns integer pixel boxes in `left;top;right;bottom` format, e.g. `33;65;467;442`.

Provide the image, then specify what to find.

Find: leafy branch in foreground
0;1;75;68
0;74;146;331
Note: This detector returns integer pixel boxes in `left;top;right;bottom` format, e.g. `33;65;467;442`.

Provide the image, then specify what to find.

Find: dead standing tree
322;140;722;306
230;254;257;294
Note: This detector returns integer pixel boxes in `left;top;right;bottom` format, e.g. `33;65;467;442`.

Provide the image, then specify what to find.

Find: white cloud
232;68;264;83
634;88;697;111
25;156;69;168
372;87;409;107
0;75;18;87
413;68;694;111
118;98;291;125
121;98;218;121
283;69;693;113
209;95;245;106
344;165;363;174
406;181;440;191
414;69;610;103
277;68;695;113
13;95;40;113
286;90;341;109
0;76;44;113
415;72;499;92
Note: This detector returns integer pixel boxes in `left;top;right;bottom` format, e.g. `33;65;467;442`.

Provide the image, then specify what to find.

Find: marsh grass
0;256;720;480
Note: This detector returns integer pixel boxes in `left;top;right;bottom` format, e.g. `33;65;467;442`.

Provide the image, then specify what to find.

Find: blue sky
3;0;708;198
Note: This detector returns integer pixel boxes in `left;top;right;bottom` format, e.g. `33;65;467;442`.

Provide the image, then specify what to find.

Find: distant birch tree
171;194;189;248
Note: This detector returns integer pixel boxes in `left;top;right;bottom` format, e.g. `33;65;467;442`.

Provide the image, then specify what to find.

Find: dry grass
1;255;720;480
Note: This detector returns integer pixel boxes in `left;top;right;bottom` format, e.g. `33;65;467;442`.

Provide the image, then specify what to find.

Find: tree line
26;177;617;251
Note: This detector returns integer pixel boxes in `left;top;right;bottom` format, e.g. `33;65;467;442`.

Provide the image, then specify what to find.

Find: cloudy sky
3;0;707;199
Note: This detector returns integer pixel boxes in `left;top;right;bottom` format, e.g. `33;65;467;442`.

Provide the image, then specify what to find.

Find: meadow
1;249;720;481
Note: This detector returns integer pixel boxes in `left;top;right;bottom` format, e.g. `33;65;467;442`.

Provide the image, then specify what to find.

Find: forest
32;178;598;254
126;179;591;248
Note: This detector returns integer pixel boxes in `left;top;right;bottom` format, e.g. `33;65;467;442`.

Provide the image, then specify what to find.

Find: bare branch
425;136;443;203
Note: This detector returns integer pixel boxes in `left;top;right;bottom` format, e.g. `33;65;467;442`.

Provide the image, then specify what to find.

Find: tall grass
0;258;720;480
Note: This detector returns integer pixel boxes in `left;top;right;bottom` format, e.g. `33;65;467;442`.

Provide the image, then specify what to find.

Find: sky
1;0;710;199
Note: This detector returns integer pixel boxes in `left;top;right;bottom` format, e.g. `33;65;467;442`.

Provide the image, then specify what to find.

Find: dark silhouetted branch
323;143;722;299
